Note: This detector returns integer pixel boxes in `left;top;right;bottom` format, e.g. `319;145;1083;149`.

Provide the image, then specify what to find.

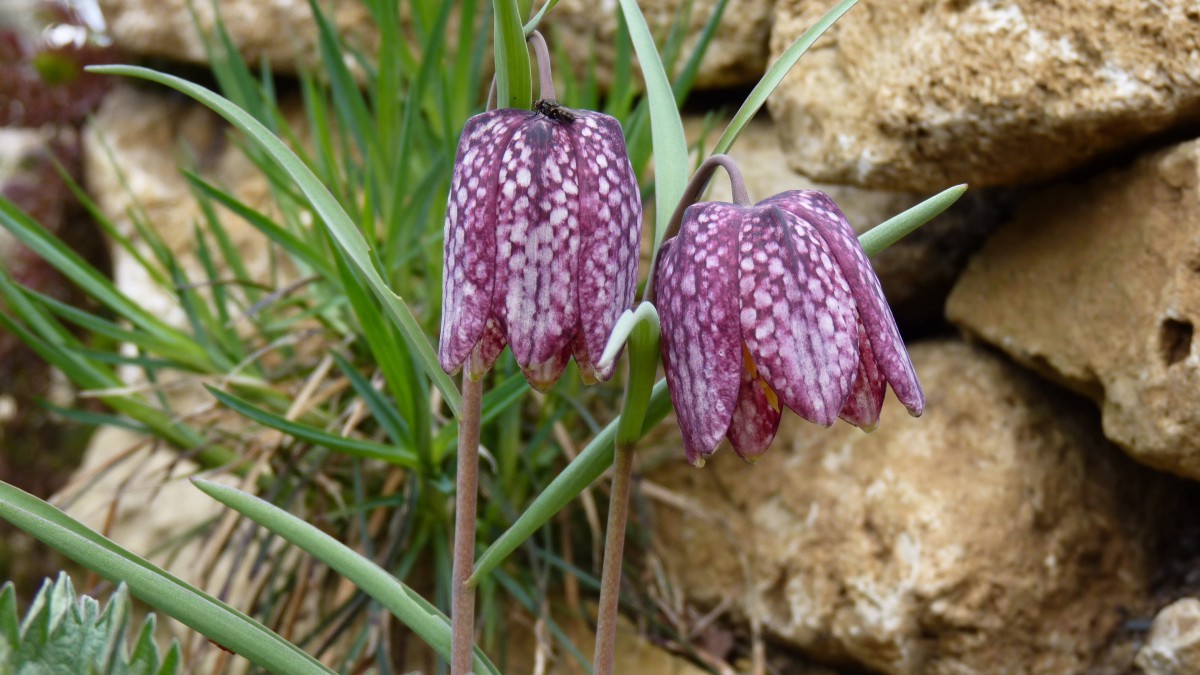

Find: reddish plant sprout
655;190;924;466
439;105;642;391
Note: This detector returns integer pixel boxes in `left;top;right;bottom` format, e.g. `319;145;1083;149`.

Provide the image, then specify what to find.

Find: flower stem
646;153;749;301
592;439;636;675
528;30;557;102
451;375;483;675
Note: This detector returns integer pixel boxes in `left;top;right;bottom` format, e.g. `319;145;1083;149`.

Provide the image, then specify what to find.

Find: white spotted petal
763;190;924;417
440;110;526;374
737;206;859;426
656;204;745;465
439;107;642;391
572;114;642;383
657;189;922;465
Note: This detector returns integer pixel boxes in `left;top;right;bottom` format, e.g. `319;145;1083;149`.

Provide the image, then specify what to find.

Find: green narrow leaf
859;184;967;256
711;0;857;155
522;0;559;35
330;351;410;448
0;482;334;674
190;479;500;675
0;198;208;367
206;387;420;468
87;64;463;416
493;0;532;109
616;0;689;247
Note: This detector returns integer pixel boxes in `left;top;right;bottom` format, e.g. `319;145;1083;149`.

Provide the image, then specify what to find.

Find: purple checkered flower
655;190;924;466
439;105;642;391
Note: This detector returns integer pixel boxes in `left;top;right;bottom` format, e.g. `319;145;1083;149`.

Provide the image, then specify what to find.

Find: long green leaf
859;184;967;256
471;185;968;582
712;0;857;156
190;479;500;675
0;198;209;368
206;387;420;468
493;0;531;109
617;0;689;247
88;64;463;417
0;482;333;674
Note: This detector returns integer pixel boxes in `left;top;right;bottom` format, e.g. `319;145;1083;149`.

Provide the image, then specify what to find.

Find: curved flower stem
593;439;636;675
645;153;749;302
527;30;557;102
450;375;483;674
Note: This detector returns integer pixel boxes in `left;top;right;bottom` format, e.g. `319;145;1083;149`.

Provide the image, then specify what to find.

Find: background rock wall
7;0;1200;672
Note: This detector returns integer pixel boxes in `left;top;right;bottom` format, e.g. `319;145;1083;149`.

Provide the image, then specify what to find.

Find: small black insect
533;98;577;124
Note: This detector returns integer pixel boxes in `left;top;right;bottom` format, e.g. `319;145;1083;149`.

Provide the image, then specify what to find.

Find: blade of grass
0;481;333;674
190;479;500;675
493;0;532;109
88;64;463;416
711;0;857;155
0;198;210;368
206;386;420;468
616;0;689;247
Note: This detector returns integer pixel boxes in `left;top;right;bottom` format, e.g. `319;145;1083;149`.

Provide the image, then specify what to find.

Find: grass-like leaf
87;64;464;417
493;0;532;109
206;386;421;468
617;0;689;247
0;482;334;674
190;479;500;674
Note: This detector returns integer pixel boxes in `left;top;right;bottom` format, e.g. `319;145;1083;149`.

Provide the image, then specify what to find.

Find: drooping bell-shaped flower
655;189;923;466
440;103;642;391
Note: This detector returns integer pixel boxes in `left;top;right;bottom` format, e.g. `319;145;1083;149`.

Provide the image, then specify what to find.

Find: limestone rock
696;118;1006;333
649;341;1161;674
769;0;1200;191
946;138;1200;480
550;0;773;91
1136;598;1200;675
98;0;375;72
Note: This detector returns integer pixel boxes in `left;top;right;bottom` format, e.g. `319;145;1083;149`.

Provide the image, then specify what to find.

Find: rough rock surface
769;0;1200;191
551;0;773;91
649;341;1163;674
696;118;1008;334
98;0;375;72
947;138;1200;480
1137;598;1200;675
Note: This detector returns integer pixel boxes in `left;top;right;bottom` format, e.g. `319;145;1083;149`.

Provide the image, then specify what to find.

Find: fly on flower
439;104;642;391
655;189;924;466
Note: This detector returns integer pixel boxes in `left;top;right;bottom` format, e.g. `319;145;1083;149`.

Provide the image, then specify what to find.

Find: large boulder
946;137;1200;480
768;0;1200;191
550;0;774;91
98;0;375;72
649;341;1173;673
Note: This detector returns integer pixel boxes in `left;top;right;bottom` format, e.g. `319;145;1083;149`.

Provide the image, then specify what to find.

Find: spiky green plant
0;572;179;675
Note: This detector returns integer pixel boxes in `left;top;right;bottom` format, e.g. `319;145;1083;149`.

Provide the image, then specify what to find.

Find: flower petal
494;117;580;377
839;319;886;430
727;345;782;462
766;191;924;416
656;204;745;466
737;206;859;426
572;112;642;382
464;318;507;381
522;341;573;392
439;109;526;373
